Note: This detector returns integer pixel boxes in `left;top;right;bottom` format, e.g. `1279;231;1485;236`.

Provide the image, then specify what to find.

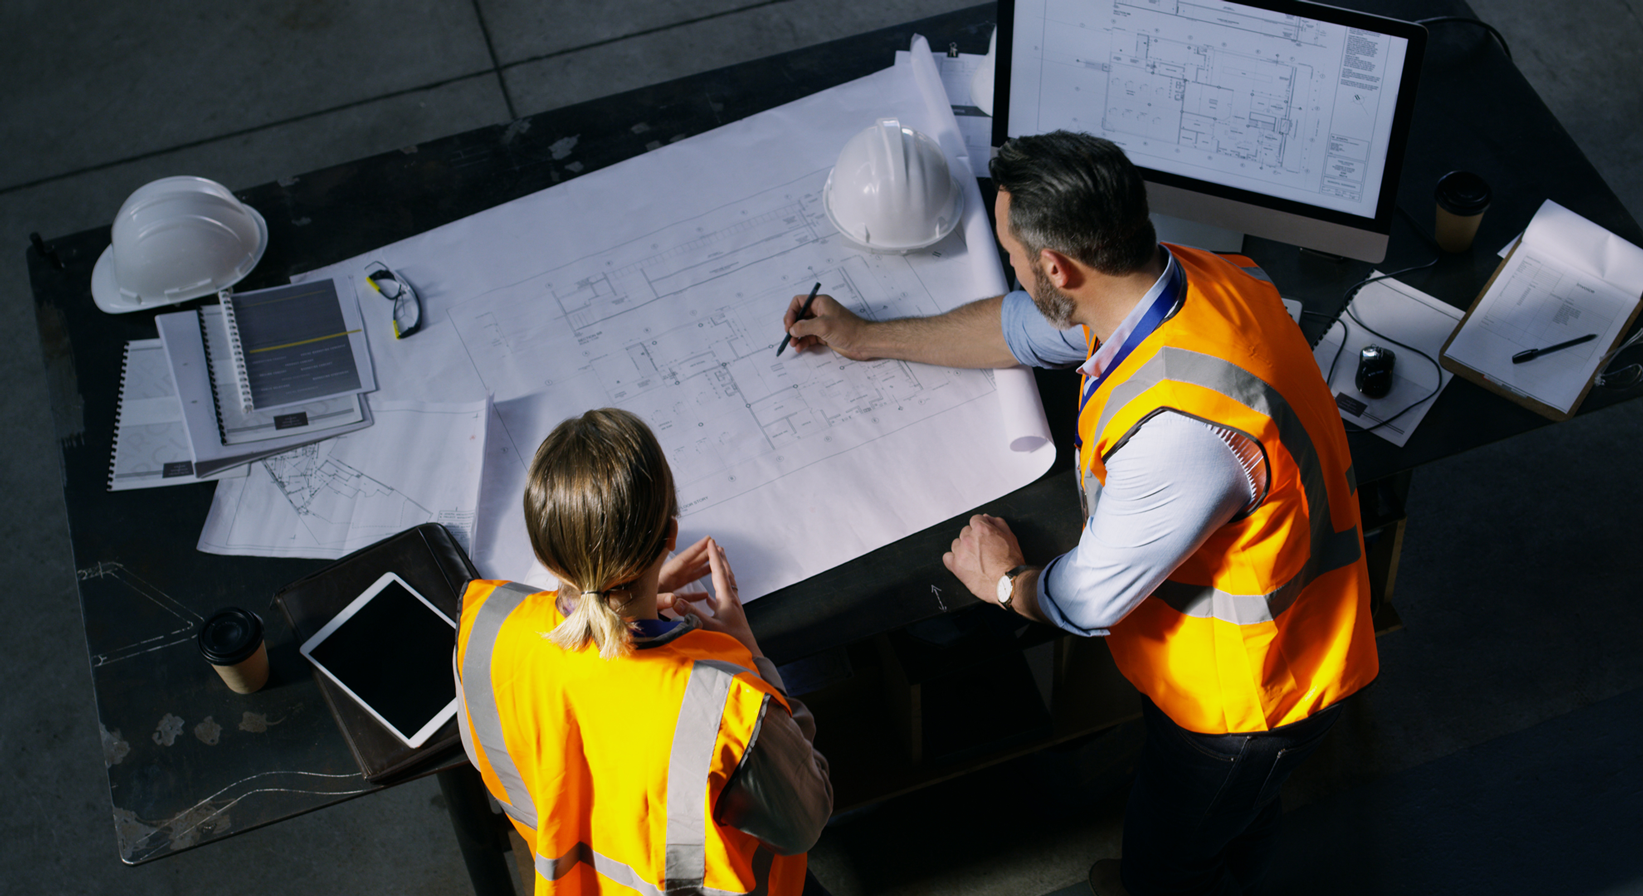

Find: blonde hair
524;409;677;659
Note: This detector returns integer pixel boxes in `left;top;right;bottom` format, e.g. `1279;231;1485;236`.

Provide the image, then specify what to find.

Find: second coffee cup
1434;170;1492;252
199;607;270;694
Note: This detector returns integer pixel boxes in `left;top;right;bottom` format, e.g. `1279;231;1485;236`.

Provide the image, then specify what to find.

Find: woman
454;408;832;895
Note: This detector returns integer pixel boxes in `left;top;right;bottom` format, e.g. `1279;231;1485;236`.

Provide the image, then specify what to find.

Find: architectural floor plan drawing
292;47;1052;597
1105;35;1318;175
198;400;487;559
1017;0;1406;217
450;168;996;520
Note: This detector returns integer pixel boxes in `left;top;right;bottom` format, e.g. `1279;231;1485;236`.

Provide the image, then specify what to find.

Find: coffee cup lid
199;607;264;665
1436;170;1491;215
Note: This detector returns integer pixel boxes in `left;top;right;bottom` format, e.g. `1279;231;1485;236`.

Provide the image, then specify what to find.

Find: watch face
996;573;1013;606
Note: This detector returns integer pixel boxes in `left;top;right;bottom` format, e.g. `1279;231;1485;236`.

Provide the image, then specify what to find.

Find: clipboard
1439;242;1643;422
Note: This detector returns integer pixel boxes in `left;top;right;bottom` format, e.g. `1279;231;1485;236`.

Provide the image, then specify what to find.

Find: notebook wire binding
217;288;255;414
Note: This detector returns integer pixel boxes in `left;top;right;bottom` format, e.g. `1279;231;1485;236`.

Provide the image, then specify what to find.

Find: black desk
27;0;1641;887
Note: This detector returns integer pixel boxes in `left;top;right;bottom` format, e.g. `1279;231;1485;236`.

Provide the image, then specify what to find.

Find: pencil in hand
777;282;822;357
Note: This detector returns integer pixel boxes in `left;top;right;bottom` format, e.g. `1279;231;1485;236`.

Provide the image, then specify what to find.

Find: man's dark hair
988;131;1157;275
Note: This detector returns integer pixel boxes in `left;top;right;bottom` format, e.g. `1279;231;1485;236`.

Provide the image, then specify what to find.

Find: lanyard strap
1076;264;1185;447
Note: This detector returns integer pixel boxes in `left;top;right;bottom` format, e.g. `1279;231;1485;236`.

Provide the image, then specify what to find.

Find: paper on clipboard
1441;200;1643;418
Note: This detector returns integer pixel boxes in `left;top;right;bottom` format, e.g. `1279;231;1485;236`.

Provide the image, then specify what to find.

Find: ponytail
525;409;678;661
549;588;634;660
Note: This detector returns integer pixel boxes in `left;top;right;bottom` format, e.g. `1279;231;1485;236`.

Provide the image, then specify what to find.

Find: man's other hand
783;293;874;360
943;513;1026;605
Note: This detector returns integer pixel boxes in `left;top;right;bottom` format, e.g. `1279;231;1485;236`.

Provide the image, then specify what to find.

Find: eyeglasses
365;263;423;338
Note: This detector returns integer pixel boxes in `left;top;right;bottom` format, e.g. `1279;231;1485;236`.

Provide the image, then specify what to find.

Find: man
782;132;1377;895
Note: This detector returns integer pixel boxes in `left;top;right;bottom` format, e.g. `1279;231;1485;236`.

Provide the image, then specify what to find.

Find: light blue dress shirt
999;253;1261;636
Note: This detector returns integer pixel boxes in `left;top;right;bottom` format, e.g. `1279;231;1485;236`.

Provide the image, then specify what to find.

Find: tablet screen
305;577;456;744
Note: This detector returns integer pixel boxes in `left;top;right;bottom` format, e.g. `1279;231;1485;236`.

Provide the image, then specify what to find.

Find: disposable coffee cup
199;607;269;694
1434;171;1491;252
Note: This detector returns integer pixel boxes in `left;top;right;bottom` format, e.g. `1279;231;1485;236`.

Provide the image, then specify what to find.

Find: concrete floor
3;1;1641;894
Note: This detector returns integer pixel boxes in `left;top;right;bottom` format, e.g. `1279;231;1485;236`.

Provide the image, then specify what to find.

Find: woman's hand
658;536;712;594
662;538;763;658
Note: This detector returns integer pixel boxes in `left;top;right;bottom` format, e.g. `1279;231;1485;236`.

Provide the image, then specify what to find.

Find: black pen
776;282;822;357
1512;332;1598;364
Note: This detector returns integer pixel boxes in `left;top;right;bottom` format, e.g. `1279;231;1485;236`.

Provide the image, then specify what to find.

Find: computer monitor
993;0;1427;263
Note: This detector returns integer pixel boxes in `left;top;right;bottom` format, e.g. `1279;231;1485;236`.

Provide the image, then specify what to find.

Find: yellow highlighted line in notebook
247;329;362;353
238;287;333;308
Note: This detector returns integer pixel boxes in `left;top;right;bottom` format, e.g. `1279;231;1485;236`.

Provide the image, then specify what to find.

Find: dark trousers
1120;696;1341;896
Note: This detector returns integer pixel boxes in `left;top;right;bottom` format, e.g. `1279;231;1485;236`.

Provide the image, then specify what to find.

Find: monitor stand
1150;213;1244;254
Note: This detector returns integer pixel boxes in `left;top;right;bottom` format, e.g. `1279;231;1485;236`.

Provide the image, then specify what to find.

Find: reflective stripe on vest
666;659;754;888
457;582;779;894
536;842;776;896
1098;346;1360;624
459;580;539;831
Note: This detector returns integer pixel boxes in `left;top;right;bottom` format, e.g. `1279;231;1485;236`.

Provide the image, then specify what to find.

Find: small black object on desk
1357;344;1397;398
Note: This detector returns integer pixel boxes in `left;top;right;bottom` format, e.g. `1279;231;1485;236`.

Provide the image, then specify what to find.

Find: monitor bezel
991;0;1428;261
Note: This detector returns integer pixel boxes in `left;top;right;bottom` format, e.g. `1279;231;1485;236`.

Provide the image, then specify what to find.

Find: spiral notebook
156;310;374;478
109;340;198;489
199;305;367;445
108;339;250;489
216;279;376;414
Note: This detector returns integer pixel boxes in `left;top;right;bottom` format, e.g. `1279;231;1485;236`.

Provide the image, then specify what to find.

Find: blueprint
197;399;488;558
448;171;1003;520
287;41;1054;598
1007;0;1410;218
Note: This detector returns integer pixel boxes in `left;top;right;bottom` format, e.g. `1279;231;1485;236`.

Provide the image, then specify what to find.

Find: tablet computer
299;571;459;748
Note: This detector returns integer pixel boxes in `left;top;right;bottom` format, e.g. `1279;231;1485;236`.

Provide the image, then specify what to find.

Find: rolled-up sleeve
1000;289;1089;369
1036;412;1254;636
712;657;833;855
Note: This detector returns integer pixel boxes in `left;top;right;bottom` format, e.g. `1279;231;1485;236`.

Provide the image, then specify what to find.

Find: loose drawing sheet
896;49;995;167
1313;276;1460;447
198;399;487;559
1443;200;1643;414
280;41;1054;598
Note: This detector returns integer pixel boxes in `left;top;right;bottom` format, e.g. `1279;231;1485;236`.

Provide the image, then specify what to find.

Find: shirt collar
1077;246;1180;379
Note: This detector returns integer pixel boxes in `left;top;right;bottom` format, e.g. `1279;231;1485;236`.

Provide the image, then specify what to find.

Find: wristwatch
995;565;1033;609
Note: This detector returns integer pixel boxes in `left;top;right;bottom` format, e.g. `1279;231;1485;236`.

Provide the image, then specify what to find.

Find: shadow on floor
1267;684;1643;895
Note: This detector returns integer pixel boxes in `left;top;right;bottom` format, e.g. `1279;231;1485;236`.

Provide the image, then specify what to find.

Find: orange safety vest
1077;245;1378;734
454;580;808;895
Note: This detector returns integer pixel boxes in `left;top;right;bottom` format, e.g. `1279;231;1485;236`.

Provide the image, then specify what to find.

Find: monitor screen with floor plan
994;0;1426;261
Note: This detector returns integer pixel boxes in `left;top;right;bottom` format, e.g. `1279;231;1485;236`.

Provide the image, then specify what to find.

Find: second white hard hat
91;176;268;314
823;118;963;254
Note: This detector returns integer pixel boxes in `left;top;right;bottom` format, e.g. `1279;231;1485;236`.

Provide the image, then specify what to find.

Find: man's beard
1028;256;1077;330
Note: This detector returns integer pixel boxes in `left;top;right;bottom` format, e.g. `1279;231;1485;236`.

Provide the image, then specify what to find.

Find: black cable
1329;307;1445;435
1322;249;1443;435
1415;16;1512;61
1596;328;1643;389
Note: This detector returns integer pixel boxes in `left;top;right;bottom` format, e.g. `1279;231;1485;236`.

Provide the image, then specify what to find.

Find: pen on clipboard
1512;333;1597;364
776;282;822;357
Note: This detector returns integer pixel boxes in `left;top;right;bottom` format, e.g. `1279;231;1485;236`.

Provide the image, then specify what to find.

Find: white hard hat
823;118;963;254
91;176;268;314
